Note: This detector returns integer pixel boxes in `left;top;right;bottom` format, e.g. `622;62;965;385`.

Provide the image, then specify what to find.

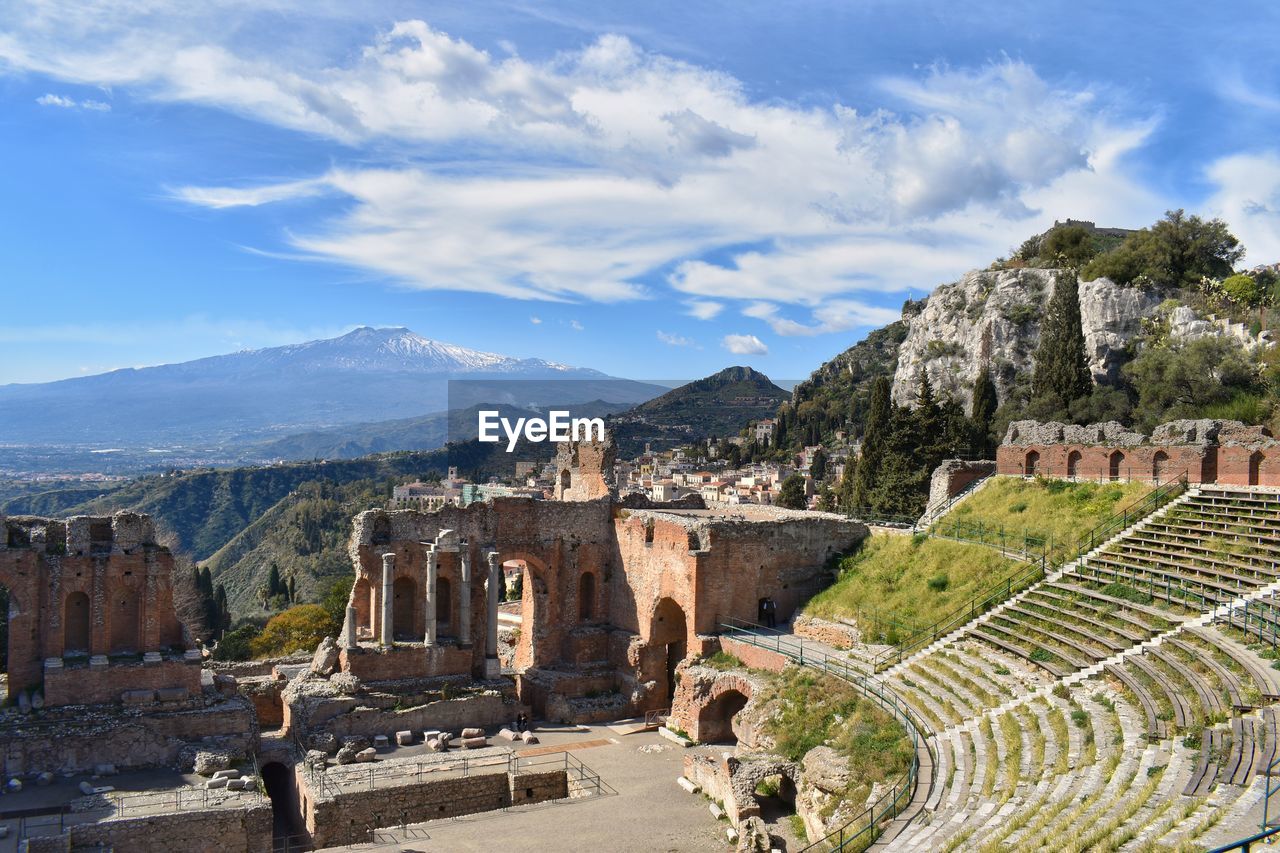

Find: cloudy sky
2;0;1279;384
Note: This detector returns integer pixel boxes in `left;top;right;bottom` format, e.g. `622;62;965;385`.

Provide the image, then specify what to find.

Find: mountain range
0;327;664;452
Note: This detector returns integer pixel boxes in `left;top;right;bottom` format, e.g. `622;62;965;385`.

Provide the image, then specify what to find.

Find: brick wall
43;658;201;706
718;637;789;673
321;692;518;739
68;803;272;853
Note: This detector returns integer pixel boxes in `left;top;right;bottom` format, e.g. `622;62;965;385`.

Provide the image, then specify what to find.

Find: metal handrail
720;621;930;851
868;471;1189;671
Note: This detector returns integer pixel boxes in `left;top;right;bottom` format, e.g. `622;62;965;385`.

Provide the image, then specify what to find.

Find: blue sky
2;0;1279;385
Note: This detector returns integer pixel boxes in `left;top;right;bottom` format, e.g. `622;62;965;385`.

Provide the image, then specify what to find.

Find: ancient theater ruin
0;436;867;850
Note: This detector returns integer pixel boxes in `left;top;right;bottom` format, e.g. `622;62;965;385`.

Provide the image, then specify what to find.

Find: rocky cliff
890;268;1166;411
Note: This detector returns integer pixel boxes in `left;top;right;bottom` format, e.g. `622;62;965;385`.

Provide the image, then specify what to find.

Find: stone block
211;769;240;780
497;728;518;741
461;727;484;739
6;779;20;792
395;730;414;746
156;687;189;702
677;776;699;794
311;636;341;676
355;748;377;763
709;802;725;820
520;732;539;745
206;777;228;789
425;738;441;752
193;750;231;776
212;673;238;698
373;735;389;749
94;764;117;777
36;772;54;787
143;651;163;665
422;730;441;743
89;655;109;671
226;778;247;791
335;745;358;765
461;736;487;749
79;781;95;795
30;692;44;710
121;689;155;707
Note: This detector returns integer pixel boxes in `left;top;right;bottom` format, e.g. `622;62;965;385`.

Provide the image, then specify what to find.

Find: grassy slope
806;478;1153;637
805;535;1019;636
936;476;1151;555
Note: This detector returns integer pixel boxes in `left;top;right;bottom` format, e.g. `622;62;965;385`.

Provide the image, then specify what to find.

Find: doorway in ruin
1153;450;1170;482
1108;450;1125;481
1024;450;1040;476
64;591;90;654
392;577;417;641
651;597;688;707
504;556;549;670
261;762;308;850
1251;451;1265;486
1067;450;1082;478
578;571;596;622
110;586;140;653
698;688;749;743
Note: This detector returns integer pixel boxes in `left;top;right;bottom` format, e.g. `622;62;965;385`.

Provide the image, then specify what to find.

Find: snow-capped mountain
0;327;654;448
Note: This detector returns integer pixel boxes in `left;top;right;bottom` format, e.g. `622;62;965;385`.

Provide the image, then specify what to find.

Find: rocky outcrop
795;745;866;843
892;269;1165;410
1168;305;1274;353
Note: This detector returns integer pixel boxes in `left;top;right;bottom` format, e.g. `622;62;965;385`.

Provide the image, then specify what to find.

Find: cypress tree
1032;271;1091;410
971;364;998;455
267;563;283;599
851;376;891;508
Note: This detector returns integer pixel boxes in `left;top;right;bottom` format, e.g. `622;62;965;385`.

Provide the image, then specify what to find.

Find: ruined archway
64;591;90;653
1250;451;1265;487
1108;450;1125;481
698;688;750;744
504;554;551;671
392;576;417;641
261;761;307;848
578;571;596;622
1067;450;1082;478
1024;450;1040;476
1153;450;1170;482
652;597;688;707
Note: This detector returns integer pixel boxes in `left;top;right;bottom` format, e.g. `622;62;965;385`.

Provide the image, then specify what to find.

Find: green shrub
1102;582;1153;605
213;624;261;661
1030;647;1053;663
1070;708;1089;728
927;573;950;592
1009;501;1028;514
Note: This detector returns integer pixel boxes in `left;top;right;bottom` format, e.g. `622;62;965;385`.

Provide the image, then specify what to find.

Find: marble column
485;551;501;677
458;544;472;646
424;549;438;647
379;553;394;648
341;605;357;650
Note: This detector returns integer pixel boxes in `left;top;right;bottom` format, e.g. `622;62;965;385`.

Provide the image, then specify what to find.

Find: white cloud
685;300;724;320
742;300;899;337
529;315;542;324
656;329;693;346
36;92;110;110
1;8;1155;317
722;333;768;355
569;319;584;331
1205;151;1280;265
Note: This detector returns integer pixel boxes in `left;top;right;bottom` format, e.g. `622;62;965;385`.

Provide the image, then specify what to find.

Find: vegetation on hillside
805;535;1021;640
934;477;1150;557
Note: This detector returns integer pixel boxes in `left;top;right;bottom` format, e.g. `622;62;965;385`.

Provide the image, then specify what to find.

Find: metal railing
720;619;930;851
868;472;1190;671
996;461;1178;484
919;469;995;524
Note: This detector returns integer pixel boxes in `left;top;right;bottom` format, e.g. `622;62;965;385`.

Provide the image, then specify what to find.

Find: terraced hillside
885;486;1280;851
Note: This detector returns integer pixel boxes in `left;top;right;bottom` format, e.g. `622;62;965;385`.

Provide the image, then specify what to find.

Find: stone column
379;553;394;648
424;549;438;647
485;551;501;678
341;605;357;650
458;545;472;646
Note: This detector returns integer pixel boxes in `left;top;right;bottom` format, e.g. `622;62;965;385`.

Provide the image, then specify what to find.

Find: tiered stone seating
887;487;1280;850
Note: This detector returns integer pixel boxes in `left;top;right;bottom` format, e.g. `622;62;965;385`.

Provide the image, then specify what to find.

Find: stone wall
923;459;997;519
43;658;201;706
791;614;861;650
998;418;1280;486
322;692;520;739
554;435;615;501
0;511;190;704
67;803;272;853
303;767;568;848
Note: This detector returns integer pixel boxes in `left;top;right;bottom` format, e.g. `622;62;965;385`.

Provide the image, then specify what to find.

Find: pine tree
267;563;283;599
971;364;998;455
810;448;828;481
851;377;892;508
1032;271;1091;411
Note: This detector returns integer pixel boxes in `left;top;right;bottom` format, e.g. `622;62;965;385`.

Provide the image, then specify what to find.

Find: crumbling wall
68;802;272;853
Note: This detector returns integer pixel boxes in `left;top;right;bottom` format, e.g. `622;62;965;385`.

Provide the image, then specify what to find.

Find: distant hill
608;366;790;456
3;452;450;561
0;326;662;451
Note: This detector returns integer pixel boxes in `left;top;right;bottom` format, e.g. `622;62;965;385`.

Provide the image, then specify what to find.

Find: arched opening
578;572;596;622
559;469;572;495
1153;450;1170;483
437;577;453;637
352;577;372;640
1108;450;1125;481
1067;450;1082;478
261;761;308;849
698;689;750;743
1024;450;1040;477
110;587;140;653
504;555;549;670
371;515;390;545
1250;451;1265;487
64;591;90;654
651;598;688;707
392;577;417;641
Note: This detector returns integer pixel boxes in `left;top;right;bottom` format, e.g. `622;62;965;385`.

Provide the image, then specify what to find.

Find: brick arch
499;551;554;670
677;671;759;743
1024;449;1040;476
1067;449;1083;478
